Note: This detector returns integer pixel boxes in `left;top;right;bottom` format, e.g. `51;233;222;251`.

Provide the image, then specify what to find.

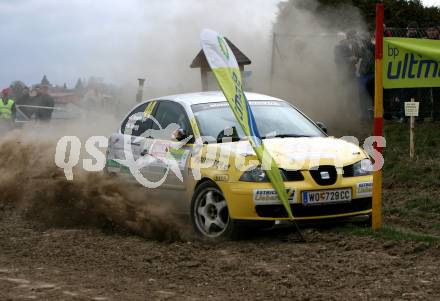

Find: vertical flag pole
410;98;415;159
372;3;384;230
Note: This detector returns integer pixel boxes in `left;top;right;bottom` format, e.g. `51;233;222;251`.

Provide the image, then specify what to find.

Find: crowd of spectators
335;22;440;123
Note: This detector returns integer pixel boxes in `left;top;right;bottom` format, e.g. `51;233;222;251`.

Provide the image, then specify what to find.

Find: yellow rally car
106;91;373;238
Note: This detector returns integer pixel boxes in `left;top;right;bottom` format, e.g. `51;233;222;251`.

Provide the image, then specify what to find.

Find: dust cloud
270;0;370;135
0;127;188;242
90;0;281;100
114;0;369;135
77;0;283;118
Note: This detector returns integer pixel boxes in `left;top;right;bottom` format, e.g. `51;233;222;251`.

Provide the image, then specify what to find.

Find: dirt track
1;128;440;300
1;208;439;301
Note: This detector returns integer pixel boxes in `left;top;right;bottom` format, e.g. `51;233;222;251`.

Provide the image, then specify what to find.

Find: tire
190;181;239;239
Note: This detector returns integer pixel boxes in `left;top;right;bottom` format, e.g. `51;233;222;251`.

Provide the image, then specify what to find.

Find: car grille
255;197;372;218
280;169;304;181
342;165;355;177
309;165;337;186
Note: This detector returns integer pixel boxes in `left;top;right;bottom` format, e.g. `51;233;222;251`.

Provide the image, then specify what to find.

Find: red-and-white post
372;3;384;229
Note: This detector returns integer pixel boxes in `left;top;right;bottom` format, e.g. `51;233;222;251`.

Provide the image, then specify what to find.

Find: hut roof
190;38;251;68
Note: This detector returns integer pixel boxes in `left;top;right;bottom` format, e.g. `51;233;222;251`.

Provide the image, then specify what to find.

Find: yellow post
372;170;382;229
372;57;383;230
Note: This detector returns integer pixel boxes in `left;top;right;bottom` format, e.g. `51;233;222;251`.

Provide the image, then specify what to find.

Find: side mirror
316;122;328;134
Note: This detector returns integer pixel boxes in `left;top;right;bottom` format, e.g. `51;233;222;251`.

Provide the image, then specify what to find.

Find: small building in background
190;38;252;91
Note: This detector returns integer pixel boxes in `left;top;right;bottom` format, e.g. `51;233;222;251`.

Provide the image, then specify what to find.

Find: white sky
0;0;280;89
0;0;439;89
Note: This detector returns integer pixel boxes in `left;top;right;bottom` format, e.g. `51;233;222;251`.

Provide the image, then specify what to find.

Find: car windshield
192;101;324;141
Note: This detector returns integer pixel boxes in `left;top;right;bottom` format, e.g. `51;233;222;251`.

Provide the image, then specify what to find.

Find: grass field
338;121;440;242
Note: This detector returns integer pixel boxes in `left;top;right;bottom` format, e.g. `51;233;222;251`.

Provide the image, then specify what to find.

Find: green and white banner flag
200;29;295;219
384;37;440;88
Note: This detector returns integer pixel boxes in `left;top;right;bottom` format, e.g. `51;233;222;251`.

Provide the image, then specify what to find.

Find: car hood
207;137;369;170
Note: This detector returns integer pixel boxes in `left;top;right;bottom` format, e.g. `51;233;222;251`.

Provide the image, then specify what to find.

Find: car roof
152;91;285;106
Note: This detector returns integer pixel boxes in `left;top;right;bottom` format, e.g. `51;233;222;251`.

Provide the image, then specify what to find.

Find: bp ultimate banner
384;38;440;88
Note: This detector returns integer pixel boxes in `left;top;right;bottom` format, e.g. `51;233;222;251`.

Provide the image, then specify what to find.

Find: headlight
352;159;373;176
239;166;269;182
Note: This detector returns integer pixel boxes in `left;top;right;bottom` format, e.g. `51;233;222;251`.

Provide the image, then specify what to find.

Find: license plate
302;188;352;205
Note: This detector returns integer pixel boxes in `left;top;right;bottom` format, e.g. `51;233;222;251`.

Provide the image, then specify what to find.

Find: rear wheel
191;181;236;239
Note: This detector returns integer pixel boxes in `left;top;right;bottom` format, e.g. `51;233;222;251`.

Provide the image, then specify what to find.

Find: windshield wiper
261;134;311;139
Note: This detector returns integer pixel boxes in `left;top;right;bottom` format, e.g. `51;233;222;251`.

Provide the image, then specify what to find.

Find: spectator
398;21;425;123
14;86;34;120
358;34;375;121
0;88;16;131
426;23;440;121
33;85;55;122
406;21;419;38
382;25;396;120
334;30;361;78
384;24;393;37
426;23;440;40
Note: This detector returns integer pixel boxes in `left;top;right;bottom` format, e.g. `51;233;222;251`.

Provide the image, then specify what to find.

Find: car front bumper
217;175;373;221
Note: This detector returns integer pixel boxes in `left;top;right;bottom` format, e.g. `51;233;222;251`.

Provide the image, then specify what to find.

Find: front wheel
191;181;237;239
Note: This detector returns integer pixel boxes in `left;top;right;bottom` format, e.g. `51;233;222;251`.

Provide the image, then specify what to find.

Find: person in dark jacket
334;30;361;78
398;22;425;123
358;35;375;121
14;86;35;120
426;24;440;121
406;21;420;38
33;85;55;122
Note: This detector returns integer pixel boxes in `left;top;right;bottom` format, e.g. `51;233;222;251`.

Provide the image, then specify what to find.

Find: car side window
120;102;154;136
152;101;192;135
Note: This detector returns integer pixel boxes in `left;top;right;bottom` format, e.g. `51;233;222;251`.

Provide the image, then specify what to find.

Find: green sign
384;38;440;88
